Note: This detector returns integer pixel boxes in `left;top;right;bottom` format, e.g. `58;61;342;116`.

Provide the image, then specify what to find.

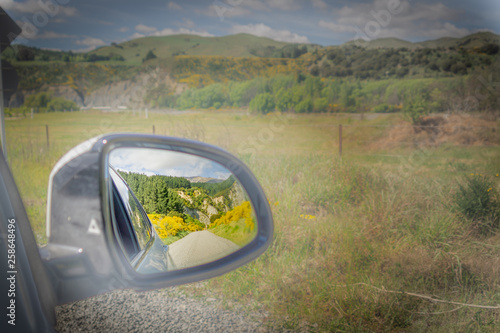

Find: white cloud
204;0;300;18
155;28;214;37
418;22;471;39
205;4;252;18
320;0;471;41
75;37;106;47
318;20;356;33
168;1;182;10
230;23;309;43
51;18;67;23
237;0;301;11
110;148;231;179
118;27;129;32
241;0;269;12
131;25;214;39
1;0;77;16
177;18;195;28
129;32;145;40
266;0;301;11
135;24;157;34
35;31;76;39
311;0;328;10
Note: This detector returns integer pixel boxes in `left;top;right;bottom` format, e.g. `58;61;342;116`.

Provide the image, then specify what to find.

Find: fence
5;117;500;161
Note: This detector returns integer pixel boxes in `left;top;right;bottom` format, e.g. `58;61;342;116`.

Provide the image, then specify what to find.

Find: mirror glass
108;147;256;274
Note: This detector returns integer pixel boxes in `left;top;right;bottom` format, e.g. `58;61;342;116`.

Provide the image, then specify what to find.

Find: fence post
152;125;155;134
31;108;33;119
46;125;50;150
339;124;342;157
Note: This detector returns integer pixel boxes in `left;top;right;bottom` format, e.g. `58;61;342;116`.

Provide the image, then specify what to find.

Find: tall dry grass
6;110;500;331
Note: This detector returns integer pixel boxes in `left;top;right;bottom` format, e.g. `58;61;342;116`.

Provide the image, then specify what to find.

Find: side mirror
40;134;273;304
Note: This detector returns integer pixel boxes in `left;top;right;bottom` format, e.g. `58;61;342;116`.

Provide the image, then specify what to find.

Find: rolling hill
343;31;500;50
90;33;306;64
343;37;418;49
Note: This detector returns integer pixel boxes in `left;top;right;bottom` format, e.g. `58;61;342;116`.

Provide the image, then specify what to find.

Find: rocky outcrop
84;78;148;108
14;70;187;109
177;191;193;204
202;199;219;217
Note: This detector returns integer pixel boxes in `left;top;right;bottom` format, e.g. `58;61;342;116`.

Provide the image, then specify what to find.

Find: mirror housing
41;134;273;305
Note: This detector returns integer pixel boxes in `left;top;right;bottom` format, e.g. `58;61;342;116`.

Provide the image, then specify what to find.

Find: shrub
403;96;429;124
372;104;396;113
47;97;79;111
149;214;203;238
294;97;313;113
24;92;79;112
209;201;254;230
454;175;500;234
275;88;292;112
313;97;329;112
249;93;275;114
143;50;157;63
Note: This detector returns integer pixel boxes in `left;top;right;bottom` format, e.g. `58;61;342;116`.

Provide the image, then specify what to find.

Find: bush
294;97;313;113
454;175;500;234
143;50;157;63
313;97;328;112
24;92;79;112
403;96;429;124
25;92;52;109
372;104;396;113
275;88;292;112
249;93;275;114
47;97;79;111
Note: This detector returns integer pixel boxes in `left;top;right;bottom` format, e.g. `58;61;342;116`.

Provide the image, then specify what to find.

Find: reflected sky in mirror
109;148;232;180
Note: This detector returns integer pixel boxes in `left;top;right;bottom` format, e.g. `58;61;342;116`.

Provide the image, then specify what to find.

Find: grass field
6;109;500;331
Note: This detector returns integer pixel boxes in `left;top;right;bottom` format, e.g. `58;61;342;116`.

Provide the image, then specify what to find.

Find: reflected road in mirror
109;148;257;274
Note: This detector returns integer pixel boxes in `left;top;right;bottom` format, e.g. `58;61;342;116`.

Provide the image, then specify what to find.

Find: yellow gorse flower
210;201;254;230
148;214;203;238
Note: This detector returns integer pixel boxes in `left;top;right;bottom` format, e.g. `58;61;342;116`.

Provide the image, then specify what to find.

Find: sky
1;0;499;52
109;148;232;180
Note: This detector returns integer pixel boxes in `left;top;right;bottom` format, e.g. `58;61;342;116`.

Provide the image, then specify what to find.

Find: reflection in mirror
108;148;256;274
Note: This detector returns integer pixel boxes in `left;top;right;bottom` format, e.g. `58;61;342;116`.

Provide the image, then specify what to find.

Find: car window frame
109;167;154;265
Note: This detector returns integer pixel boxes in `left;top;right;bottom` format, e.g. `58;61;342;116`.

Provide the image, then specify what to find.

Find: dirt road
167;230;240;270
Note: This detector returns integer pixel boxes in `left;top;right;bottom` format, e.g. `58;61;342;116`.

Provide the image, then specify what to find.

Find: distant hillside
90;33;315;64
186;176;224;184
343;37;418;49
342;31;500;50
3;31;499;108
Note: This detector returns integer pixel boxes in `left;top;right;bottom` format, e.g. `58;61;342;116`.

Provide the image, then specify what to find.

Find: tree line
154;68;499;118
24;92;79;112
118;171;189;215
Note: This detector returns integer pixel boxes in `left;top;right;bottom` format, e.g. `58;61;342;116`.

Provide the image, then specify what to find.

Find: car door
109;167;168;273
0;151;56;332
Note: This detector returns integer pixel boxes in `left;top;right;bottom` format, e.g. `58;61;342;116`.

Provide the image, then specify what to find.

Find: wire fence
6;119;500;162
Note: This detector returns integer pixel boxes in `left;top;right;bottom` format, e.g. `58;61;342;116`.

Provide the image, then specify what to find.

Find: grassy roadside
7;109;500;331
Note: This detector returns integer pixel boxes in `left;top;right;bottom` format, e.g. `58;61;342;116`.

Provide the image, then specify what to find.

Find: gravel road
55;286;275;332
54;233;297;332
167;230;240;270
